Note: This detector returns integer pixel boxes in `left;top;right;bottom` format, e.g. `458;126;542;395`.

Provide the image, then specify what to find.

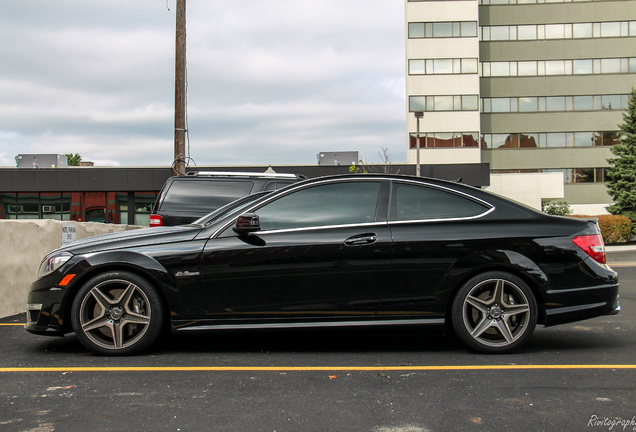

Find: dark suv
150;171;304;226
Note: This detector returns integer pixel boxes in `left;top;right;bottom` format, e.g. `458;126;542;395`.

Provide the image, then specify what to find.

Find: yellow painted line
608;262;636;267
1;365;635;373
0;323;23;326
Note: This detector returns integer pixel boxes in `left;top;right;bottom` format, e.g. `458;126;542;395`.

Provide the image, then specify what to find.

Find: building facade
405;0;636;213
0;163;489;225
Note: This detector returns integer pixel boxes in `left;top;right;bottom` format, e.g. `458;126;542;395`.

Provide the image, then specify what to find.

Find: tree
606;87;636;214
348;147;400;175
66;153;82;166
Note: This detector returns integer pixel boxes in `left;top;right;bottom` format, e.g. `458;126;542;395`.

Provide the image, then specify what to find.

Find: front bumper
24;277;71;336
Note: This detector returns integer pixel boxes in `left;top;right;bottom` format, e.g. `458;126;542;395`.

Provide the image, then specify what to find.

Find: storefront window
134;192;157;226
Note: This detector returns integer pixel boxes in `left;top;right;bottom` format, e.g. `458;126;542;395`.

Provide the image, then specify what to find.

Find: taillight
572;234;606;264
149;214;164;227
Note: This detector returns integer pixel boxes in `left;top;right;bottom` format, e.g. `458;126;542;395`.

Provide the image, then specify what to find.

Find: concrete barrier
0;220;141;318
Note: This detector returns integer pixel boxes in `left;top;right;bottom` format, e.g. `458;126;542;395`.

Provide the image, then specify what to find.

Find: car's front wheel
71;271;164;355
452;271;537;354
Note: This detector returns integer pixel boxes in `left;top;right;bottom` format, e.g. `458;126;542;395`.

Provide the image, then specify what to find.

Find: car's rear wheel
71;271;164;356
452;271;537;354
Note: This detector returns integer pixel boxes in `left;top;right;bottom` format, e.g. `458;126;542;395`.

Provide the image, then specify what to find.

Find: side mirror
233;213;261;235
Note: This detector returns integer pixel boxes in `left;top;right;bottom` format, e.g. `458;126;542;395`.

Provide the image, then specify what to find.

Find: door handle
344;233;378;246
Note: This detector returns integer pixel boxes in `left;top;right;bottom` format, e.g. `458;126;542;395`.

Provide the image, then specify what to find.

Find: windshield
191;191;271;226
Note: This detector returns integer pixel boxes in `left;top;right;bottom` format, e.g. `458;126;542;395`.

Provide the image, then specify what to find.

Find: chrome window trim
254;221;390;236
387;207;496;225
212;176;495;237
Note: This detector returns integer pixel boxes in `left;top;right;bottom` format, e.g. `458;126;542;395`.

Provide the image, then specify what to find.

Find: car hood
53;225;203;255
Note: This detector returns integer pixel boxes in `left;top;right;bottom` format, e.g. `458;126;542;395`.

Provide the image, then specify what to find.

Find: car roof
182;171;305;179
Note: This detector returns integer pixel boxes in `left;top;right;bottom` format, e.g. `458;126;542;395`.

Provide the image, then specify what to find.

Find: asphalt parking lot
2;250;635;432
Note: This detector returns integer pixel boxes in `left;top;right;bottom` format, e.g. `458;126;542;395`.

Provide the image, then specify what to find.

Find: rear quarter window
390;182;490;221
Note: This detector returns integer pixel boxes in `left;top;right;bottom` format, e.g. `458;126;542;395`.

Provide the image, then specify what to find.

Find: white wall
407;147;482;165
570;204;612;216
486;172;565;210
0;220;140;318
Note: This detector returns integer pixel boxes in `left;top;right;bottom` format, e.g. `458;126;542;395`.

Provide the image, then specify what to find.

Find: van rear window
161;180;254;212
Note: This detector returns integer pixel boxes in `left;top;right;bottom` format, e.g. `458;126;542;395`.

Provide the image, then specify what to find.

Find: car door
199;178;392;324
380;180;494;319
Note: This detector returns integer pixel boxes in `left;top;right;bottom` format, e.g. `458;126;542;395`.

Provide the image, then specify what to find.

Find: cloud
0;0;406;167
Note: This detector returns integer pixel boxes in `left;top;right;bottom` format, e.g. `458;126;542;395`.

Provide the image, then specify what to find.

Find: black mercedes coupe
26;174;620;355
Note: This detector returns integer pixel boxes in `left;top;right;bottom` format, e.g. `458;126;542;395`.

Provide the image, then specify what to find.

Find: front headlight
38;252;73;278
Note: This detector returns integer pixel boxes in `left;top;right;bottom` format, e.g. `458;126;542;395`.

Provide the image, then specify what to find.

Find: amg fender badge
175;271;200;278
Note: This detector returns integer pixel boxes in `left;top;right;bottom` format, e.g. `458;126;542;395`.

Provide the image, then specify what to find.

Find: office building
405;0;636;212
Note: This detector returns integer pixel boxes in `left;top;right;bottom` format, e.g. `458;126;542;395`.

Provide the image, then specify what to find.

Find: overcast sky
0;1;406;168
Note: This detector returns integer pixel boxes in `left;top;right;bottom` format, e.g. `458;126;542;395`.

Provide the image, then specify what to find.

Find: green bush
542;201;572;216
597;214;633;244
571;214;633;244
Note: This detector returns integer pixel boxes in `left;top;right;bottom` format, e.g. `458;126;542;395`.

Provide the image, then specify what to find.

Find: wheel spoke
494;318;515;343
470;317;496;339
112;321;124;349
122;313;150;327
90;287;116;309
116;283;137;308
503;303;529;318
82;315;112;333
466;294;491;313
493;279;506;306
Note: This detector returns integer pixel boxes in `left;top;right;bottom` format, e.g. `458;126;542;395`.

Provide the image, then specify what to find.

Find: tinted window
256;181;381;230
390;183;489;221
161;180;254;212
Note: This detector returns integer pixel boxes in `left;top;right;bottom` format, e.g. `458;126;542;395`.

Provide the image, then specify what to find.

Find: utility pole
174;0;187;176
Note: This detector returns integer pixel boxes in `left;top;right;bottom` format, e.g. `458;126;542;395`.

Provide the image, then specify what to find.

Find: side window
257;181;381;230
263;181;292;191
161;180;254;212
390;183;489;221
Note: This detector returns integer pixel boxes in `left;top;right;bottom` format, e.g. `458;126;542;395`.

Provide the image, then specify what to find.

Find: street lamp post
414;111;423;177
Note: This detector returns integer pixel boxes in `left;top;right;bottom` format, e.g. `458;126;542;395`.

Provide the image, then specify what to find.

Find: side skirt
173;318;446;332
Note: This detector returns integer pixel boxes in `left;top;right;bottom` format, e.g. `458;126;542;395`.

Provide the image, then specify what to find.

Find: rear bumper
543;283;620;326
605;299;621;316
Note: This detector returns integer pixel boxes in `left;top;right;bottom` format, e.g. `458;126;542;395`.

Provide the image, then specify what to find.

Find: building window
409;58;479;75
481;0;626;6
481;131;620;149
480;58;636;77
0;191;158;225
492;168;610;184
409;95;479;112
409;132;480;148
481;21;636;41
408;21;478;38
481;94;628;113
133;192;157;226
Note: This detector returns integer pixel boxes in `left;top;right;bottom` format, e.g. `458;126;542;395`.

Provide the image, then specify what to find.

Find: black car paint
26;174;618;343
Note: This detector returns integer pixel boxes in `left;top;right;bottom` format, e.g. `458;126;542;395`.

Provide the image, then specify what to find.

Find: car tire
451;271;537;354
71;271;164;356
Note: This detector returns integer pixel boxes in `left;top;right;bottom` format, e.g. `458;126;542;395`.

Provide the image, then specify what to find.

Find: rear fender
444;249;550;323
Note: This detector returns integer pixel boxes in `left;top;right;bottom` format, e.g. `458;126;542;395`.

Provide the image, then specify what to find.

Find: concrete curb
606;245;636;252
